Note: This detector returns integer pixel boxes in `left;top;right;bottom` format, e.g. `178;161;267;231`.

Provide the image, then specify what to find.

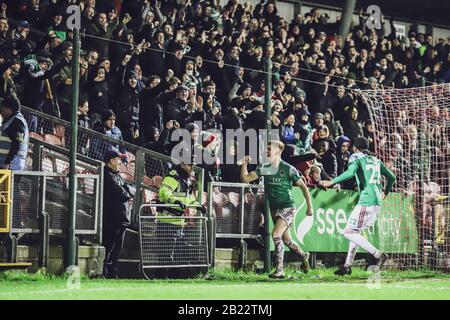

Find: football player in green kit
321;137;396;275
240;140;313;279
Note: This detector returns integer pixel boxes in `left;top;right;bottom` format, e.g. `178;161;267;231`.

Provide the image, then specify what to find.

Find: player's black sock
273;236;284;271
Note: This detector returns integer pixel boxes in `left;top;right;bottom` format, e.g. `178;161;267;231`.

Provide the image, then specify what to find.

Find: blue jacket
0;111;29;170
89;125;127;162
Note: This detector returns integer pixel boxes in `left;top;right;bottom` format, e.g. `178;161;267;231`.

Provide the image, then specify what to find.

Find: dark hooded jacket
324;108;344;138
341;107;363;140
103;165;135;228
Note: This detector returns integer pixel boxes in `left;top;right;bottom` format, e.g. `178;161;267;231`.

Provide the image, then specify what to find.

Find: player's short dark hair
353;137;369;151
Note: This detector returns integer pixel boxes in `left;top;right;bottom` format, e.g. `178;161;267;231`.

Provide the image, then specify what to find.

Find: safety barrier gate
138;204;209;279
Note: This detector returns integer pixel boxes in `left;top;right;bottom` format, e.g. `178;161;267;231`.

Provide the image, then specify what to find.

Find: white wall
218;0;450;40
219;0;294;21
434;27;450;41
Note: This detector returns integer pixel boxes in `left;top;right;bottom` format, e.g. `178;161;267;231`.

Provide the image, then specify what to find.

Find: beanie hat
102;109;116;122
60;41;73;52
185;122;200;133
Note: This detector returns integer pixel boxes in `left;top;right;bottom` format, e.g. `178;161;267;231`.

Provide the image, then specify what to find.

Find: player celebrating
240;140;313;279
321;137;396;275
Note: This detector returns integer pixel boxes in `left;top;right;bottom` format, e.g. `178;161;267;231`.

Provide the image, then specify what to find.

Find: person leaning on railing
0;94;29;170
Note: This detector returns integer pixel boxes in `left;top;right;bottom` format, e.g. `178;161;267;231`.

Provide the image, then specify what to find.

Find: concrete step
0;245;104;275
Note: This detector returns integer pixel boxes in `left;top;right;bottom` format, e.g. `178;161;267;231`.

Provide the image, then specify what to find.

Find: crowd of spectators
0;0;449;191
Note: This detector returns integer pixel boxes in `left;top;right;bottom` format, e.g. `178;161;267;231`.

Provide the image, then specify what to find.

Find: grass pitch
0;268;449;300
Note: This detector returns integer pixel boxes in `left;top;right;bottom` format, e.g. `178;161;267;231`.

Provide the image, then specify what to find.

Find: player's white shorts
346;205;381;231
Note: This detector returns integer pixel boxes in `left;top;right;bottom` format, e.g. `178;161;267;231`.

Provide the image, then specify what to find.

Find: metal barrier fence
0;170;101;265
10;171;100;234
208;182;264;239
138;204;209;279
20;138;104;239
20;106;204;228
207;182;265;269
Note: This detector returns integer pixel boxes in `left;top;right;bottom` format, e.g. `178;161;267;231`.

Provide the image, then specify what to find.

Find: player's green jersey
256;160;301;210
331;152;396;206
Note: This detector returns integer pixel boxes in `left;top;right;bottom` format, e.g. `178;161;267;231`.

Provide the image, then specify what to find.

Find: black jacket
88;79;110;115
116;84;140;132
21;58;69;110
102;166;136;228
85;21;113;58
140;85;164;134
318;149;337;179
163;98;191;127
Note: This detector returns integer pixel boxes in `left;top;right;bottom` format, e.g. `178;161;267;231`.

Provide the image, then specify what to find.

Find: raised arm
240;156;259;183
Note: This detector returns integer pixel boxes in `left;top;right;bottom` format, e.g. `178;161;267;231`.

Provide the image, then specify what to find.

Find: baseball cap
176;85;190;92
60;41;73;52
18;20;30;29
102;109;116;122
104;149;127;163
185;122;200;133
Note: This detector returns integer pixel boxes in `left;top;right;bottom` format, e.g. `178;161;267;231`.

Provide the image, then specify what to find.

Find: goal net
360;83;450;271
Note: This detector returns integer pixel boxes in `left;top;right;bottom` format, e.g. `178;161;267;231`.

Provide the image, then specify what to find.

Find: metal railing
207;182;265;269
2;170;101;266
138;204;209;279
10;171;100;234
208;182;264;240
22;138;104;240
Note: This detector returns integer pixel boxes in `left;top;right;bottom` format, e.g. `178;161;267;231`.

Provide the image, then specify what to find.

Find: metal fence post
7;234;18;263
32;143;43;171
238;186;246;270
96;162;104;244
39;176;49;268
264;57;273;273
39;211;49;268
197;168;205;204
133;149;145;228
66;27;80;269
207;182;215;268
